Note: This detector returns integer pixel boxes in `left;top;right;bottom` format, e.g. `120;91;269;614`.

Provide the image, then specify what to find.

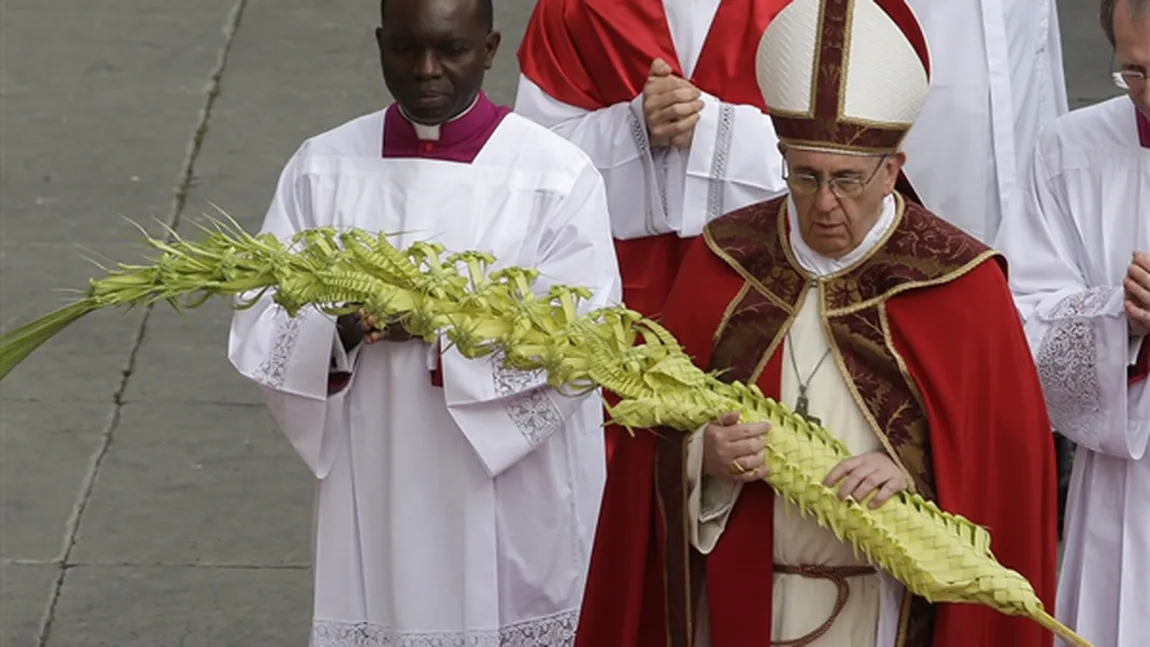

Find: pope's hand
824;452;908;509
643;58;704;149
1125;251;1150;337
702;412;771;483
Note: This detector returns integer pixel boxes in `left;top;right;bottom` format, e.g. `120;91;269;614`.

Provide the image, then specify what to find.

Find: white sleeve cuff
686;424;742;554
686;90;722;176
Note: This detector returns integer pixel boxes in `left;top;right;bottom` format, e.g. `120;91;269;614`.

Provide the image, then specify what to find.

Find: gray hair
1102;0;1150;47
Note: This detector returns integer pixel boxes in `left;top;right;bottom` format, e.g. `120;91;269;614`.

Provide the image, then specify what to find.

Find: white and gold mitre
755;0;932;155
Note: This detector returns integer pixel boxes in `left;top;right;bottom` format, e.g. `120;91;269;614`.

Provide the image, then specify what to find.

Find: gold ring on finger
729;460;746;476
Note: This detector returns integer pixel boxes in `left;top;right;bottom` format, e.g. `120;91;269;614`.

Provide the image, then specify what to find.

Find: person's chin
807;230;850;256
402;96;455;124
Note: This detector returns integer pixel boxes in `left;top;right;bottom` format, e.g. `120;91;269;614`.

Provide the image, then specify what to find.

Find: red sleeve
887;261;1059;647
328;371;352;396
574;238;744;647
430;352;444;387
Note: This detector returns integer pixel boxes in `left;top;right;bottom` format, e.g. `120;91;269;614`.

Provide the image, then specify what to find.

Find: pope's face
784;148;903;260
1113;3;1150;118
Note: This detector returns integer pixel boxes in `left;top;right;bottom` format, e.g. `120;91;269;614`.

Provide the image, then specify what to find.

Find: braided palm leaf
0;216;1089;647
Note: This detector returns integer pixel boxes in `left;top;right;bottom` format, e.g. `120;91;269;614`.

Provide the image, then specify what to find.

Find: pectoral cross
795;386;821;426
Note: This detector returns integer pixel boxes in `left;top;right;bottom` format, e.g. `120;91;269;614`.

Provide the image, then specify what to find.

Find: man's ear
484;30;502;69
884;152;907;194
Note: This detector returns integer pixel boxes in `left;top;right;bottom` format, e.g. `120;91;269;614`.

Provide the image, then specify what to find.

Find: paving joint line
34;1;251;644
7;557;309;570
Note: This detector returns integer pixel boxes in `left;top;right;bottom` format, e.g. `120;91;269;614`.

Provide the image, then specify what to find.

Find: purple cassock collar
1138;107;1150;149
382;92;511;163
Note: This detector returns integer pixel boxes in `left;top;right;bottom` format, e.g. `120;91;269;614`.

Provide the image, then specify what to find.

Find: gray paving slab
120;304;264;405
0;1;240;246
71;402;312;566
1;564;57;647
490;1;544;104
119;0;382;409
1057;1;1123;109
0;243;146;403
44;565;311;647
0;401;109;561
0;1;263;644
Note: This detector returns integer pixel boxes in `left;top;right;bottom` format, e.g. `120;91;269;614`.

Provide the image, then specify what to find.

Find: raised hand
642;58;704;149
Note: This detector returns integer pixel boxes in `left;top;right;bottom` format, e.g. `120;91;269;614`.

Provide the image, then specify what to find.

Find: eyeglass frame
1110;54;1147;90
781;154;889;200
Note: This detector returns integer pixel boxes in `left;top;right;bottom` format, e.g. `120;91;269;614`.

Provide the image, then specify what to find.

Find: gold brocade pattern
703;195;1003;647
709;287;796;387
825;311;934;499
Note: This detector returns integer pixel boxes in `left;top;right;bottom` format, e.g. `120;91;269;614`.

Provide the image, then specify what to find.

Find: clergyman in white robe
902;0;1068;243
994;95;1149;647
227;101;622;646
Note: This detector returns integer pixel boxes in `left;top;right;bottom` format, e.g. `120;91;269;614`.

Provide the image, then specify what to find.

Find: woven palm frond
0;215;1089;647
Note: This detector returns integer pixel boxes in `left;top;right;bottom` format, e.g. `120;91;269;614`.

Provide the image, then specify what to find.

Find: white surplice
227;109;623;646
682;195;907;647
902;0;1068;243
512;0;788;241
993;96;1149;647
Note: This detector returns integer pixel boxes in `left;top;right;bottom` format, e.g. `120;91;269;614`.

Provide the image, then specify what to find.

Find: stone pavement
0;1;1122;645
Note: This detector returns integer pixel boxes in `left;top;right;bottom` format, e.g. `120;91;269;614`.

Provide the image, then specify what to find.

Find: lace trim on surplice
256;312;305;389
705;103;736;223
310;607;578;647
491;349;562;447
627;101;664;238
1034;287;1114;438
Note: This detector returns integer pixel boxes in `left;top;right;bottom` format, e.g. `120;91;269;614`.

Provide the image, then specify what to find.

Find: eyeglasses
782;155;887;199
1113;70;1147;90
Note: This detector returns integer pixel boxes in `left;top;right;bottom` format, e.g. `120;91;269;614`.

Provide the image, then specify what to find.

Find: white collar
399;95;480;142
787;193;898;277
